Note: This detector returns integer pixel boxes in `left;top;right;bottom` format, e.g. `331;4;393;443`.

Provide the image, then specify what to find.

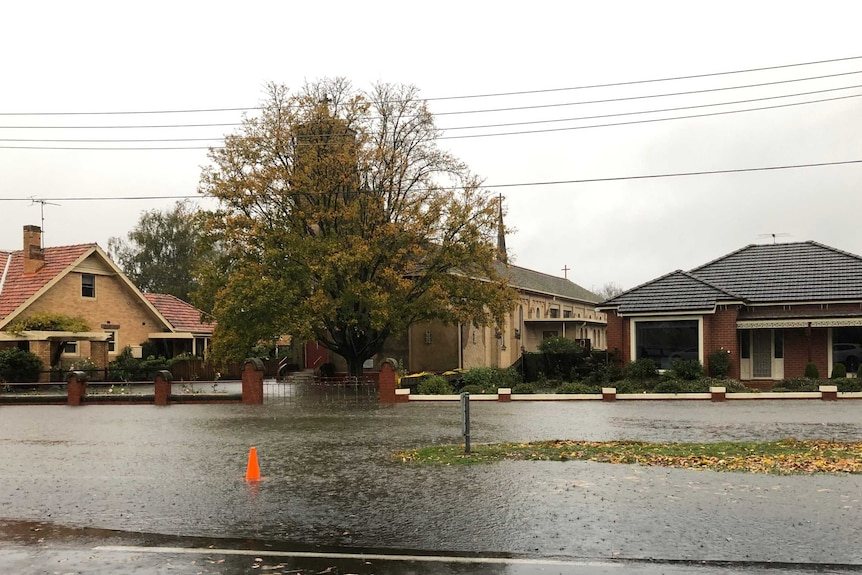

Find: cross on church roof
561;265;570;279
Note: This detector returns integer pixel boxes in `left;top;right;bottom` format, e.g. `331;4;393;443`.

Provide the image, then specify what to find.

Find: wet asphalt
2;394;862;573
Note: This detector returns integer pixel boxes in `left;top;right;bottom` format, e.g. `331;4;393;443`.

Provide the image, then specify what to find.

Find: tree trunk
346;356;366;380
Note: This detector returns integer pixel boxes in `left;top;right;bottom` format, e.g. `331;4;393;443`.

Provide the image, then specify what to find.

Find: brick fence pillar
154;370;172;405
710;386;727;402
66;370;88;406
602;387;617;402
242;358;265;404
497;387;512;402
819;385;838;401
378;361;398;403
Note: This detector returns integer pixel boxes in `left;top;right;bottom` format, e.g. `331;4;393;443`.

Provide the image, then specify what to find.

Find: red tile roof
0;244;96;323
143;293;215;334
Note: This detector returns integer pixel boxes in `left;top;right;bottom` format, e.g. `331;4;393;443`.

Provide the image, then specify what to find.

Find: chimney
23;225;45;274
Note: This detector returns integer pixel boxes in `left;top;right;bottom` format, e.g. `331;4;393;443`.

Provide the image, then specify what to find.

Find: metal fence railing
264;376;379;404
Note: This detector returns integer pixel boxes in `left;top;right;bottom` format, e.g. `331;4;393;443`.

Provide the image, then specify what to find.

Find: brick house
0;226;213;379
598;241;862;382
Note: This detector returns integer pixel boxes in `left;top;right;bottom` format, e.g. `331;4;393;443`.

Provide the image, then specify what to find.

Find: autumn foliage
197;79;516;374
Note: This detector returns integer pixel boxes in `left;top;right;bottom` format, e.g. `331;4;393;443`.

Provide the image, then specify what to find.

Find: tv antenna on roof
757;233;791;244
29;197;61;248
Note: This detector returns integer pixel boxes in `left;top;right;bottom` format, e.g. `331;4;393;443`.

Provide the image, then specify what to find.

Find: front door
752;330;772;378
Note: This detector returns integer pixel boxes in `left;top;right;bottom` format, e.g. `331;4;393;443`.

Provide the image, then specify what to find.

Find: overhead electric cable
3;159;860;200
2;69;861;130
4;83;861;143
2;90;858;149
1;54;860;115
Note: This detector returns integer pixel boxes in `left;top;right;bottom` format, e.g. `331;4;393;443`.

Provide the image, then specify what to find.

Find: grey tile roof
599;270;739;313
691;241;862;302
496;262;600;304
600;241;862;313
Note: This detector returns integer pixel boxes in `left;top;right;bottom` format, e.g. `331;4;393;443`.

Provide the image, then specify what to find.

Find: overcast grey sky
2;1;860;293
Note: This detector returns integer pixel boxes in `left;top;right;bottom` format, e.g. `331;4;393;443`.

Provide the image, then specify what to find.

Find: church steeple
496;193;507;264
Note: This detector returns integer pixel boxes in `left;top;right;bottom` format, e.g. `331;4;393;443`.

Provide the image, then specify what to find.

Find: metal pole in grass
460;391;471;454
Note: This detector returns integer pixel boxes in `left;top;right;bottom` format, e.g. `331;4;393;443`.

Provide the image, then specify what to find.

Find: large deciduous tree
108;200;210;302
197;79;517;376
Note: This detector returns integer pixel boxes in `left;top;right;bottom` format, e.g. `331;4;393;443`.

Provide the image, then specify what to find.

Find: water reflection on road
1;398;862;564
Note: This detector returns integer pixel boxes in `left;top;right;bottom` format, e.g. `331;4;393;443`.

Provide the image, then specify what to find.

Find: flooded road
2;397;862;565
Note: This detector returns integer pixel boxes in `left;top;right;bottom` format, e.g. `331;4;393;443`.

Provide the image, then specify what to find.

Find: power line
2;90;858;149
3;159;860;200
2;54;861;116
3;69;861;131
437;92;862;140
432;69;862;117
4;83;860;143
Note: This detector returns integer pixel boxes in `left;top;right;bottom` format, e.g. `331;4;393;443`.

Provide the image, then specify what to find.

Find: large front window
833;327;862;374
635;320;699;369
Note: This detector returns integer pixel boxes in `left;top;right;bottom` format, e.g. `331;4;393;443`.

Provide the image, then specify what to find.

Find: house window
63;341;78;355
549;308;560;318
542;331;558;339
740;330;751;359
563;310;572;318
81;274;96;298
424;331;433;344
635;320;699;370
105;330;117;354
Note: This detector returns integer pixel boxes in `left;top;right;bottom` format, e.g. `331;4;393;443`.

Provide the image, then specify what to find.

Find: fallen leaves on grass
394;439;862;474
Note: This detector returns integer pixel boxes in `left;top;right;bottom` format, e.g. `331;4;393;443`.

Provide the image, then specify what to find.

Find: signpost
460;392;471;454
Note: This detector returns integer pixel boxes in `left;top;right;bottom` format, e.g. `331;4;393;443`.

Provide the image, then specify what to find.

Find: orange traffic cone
245;447;261;481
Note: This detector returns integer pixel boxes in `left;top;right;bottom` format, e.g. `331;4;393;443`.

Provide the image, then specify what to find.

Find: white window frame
629;315;704;366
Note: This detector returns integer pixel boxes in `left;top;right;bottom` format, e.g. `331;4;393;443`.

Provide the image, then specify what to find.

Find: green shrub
776;378;818;392
831;363;847;379
0;348;42;383
670;358;704;380
584;361;624;385
611;379;643;394
318;362;336;378
108;347;169;381
537;336;581;354
834;378;862;392
512;382;535;394
417;376;453;395
625;358;658;380
459;367;517;393
652;379;686;393
804;362;819;379
707;349;732;378
458;384;484;394
556;382;600;394
701;377;749;393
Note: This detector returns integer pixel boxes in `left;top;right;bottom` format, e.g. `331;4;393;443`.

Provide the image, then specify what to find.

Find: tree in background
197;79;517;376
108;200;212;302
593;281;625;301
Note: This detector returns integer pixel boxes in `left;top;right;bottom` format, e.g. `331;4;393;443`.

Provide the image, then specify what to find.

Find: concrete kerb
390;386;862;402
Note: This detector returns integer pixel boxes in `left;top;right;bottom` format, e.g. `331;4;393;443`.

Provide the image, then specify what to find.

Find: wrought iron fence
264;376;379;404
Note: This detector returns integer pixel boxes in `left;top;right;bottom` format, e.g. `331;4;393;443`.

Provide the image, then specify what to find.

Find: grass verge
394;439;862;474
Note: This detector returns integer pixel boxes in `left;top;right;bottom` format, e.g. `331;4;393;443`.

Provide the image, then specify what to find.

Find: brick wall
703;306;740;379
784;327;828;379
23;260;164;359
606;312;625;366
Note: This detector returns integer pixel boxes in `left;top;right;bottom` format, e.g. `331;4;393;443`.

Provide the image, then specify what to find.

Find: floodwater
2;391;862;566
